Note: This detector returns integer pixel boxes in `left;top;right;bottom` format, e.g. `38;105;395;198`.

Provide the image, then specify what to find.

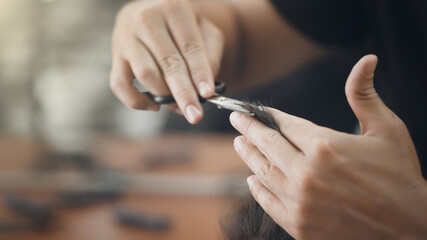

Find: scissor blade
206;96;254;116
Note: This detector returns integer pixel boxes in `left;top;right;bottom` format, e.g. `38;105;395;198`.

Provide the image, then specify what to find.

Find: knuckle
261;131;281;148
173;88;194;103
135;67;157;81
310;138;333;162
109;80;119;94
266;166;282;183
132;8;152;26
159;54;184;74
345;83;378;101
277;114;294;132
181;41;204;56
259;163;273;179
109;75;125;93
109;75;119;91
299;174;317;194
358;87;378;100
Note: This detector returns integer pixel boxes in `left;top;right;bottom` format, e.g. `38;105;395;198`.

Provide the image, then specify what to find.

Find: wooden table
0;134;249;240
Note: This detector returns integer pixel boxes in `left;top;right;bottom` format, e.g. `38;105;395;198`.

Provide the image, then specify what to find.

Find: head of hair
220;194;293;240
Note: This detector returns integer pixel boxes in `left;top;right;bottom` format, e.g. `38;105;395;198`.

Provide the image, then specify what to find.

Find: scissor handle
143;92;175;105
142;81;226;105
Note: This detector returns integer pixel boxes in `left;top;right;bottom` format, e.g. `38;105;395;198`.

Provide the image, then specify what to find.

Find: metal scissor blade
206;96;254;116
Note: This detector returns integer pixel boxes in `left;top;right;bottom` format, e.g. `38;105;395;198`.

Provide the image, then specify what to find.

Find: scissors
141;81;255;116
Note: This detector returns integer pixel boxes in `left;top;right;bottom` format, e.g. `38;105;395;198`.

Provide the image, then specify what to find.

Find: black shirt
271;0;427;179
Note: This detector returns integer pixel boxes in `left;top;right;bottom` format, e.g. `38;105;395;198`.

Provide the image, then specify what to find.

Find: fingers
199;17;225;78
230;112;301;166
126;41;182;113
133;8;203;124
269;108;319;151
112;0;226;124
345;54;395;135
164;0;215;98
110;58;160;111
234;136;289;197
126;38;169;96
247;175;290;230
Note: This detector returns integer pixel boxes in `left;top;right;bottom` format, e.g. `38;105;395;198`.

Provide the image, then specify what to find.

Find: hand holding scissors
142;81;281;132
110;0;225;125
142;81;254;116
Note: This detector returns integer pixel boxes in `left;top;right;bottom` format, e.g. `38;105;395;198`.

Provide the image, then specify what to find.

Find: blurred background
0;1;234;239
0;0;359;239
0;0;168;151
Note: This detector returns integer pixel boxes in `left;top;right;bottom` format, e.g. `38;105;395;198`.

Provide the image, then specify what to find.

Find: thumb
345;54;388;135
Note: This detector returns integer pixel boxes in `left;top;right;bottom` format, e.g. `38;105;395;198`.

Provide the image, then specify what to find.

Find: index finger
269;108;319;151
230;111;301;171
133;9;203;124
164;0;215;98
110;58;160;111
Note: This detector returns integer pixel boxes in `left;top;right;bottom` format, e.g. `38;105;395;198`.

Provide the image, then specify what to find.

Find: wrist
402;178;427;239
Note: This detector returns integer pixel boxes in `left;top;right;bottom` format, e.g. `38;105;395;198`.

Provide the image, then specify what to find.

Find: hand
110;0;224;124
230;55;427;239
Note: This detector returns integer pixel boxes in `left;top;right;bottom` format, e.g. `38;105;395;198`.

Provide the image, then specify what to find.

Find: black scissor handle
143;92;175;105
142;81;226;105
213;81;226;94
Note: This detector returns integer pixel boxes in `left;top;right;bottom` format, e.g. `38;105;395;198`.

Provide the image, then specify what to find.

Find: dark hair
220;194;294;240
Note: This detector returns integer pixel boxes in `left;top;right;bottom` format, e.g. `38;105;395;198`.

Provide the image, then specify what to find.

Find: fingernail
234;137;245;151
247;176;255;188
186;105;202;123
230;111;241;124
199;81;212;97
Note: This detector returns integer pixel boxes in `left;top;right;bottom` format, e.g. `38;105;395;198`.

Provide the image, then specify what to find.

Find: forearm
194;0;326;89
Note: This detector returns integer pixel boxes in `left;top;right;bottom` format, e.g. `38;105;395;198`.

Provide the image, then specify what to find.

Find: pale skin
110;0;427;239
230;55;427;239
110;0;323;123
